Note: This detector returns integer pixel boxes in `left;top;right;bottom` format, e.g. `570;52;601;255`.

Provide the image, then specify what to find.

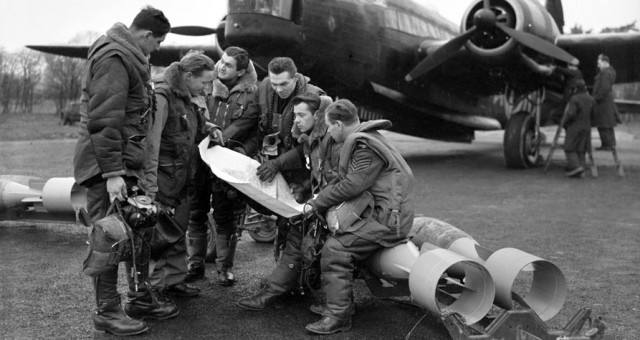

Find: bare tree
0;49;19;114
14;49;42;113
42;54;85;112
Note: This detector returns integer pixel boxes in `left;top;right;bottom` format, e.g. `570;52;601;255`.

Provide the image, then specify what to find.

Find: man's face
325;114;344;143
186;70;216;96
140;32;166;55
293;102;316;133
597;57;605;70
217;53;244;81
269;71;297;99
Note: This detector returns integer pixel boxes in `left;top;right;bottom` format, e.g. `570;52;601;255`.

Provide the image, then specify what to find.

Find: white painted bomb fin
198;138;304;218
366;216;566;326
0;176;87;220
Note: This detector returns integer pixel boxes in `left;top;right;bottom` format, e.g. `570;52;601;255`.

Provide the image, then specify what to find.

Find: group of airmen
77;6;414;336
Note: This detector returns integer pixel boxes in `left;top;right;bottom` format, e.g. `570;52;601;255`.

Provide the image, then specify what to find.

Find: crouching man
303;99;415;334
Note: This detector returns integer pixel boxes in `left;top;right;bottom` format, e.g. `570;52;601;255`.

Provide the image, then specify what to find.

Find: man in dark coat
145;51;217;298
255;57;325;189
74;7;177;336
303;99;415;335
592;54;619;150
563;79;595;178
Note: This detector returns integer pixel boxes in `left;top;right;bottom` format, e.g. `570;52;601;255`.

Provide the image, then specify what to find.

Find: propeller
405;0;578;82
170;26;217;36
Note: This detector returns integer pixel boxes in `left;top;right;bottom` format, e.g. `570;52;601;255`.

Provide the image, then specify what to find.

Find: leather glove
289;183;309;203
256;158;281;182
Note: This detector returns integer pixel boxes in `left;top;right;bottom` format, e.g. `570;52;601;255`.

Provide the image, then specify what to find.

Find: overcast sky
1;0;639;51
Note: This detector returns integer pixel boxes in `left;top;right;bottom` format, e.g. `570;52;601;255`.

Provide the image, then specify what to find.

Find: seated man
303;99;415;335
237;92;337;310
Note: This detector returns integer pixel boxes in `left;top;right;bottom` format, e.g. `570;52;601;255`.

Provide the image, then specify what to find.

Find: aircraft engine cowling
462;0;561;61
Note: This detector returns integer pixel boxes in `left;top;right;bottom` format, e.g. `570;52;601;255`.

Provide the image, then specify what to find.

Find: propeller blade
405;26;477;82
496;24;578;65
170;26;217;36
483;0;491;10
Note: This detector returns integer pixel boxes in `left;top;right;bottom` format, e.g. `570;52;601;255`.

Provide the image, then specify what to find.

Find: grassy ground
1;112;639;339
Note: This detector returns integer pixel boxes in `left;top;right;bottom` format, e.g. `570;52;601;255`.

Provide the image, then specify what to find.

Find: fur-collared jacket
257;73;325;155
279;96;340;197
207;60;260;156
74;22;153;186
145;63;205;207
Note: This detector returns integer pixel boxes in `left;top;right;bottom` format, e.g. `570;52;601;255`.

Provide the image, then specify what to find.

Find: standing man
563;79;596;178
145;50;217;298
185;46;260;286
237;92;336;310
592;53;619;151
255;57;325;188
74;7;177;336
303;99;415;335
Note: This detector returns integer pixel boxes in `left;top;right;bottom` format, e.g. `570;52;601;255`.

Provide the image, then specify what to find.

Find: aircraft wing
27;44;221;67
556;32;640;84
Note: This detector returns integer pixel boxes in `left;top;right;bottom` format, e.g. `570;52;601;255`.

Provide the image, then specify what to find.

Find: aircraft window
397;12;412;33
385;10;398;30
229;0;293;19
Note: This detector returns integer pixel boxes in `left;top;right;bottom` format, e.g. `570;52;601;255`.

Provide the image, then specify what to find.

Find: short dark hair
598;54;610;63
325;99;359;125
180;50;215;76
292;92;320;112
224;46;250;71
131;6;171;37
268;57;297;76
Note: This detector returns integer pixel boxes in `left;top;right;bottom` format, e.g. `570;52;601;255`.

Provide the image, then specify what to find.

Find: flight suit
309;119;415;323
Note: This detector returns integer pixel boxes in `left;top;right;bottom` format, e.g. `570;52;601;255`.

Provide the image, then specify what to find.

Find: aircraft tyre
503;113;542;169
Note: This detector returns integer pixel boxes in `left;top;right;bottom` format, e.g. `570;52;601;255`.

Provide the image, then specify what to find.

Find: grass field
1;111;639;339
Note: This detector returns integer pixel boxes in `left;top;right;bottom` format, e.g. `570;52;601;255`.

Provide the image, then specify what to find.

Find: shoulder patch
350;148;372;171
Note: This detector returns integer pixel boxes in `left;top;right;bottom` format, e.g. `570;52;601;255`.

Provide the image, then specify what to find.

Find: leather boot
92;271;148;336
124;289;179;320
305;316;352;335
237;288;282;310
185;231;208;283
124;261;179;320
216;233;237;286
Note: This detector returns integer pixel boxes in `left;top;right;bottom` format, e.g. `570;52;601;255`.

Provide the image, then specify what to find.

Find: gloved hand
289;183;309;203
206;122;224;146
256;158;281;182
106;176;127;202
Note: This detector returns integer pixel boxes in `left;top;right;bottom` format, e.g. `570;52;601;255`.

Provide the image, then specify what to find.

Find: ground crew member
563;79;595;178
592;54;619;151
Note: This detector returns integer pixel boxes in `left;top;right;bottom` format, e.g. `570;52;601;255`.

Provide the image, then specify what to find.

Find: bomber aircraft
28;0;640;168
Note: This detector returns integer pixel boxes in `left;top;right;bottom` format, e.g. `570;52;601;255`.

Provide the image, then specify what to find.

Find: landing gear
503;112;542;168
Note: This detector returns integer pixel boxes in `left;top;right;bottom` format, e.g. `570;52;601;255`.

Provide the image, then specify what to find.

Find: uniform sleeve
311;142;384;212
86;56;129;178
144;94;169;194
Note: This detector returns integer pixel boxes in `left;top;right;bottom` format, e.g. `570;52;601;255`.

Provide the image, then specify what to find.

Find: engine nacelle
462;0;561;61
